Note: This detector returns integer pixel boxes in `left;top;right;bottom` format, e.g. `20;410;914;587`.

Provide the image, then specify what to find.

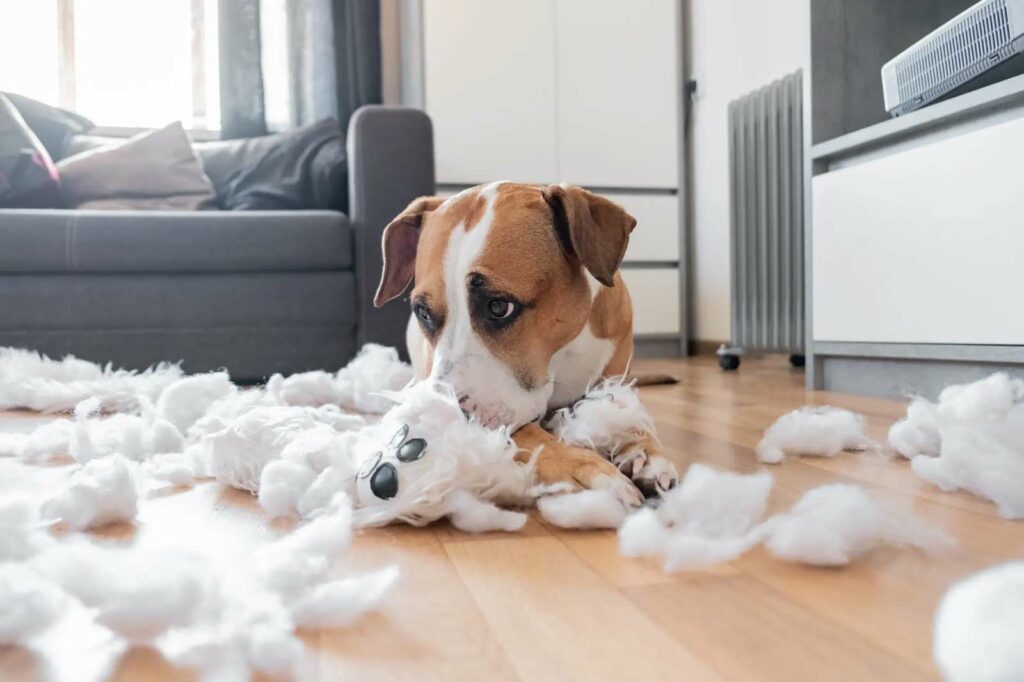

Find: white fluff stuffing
618;507;673;558
41;454;138;530
0;495;53;561
155;372;236;433
657;464;773;570
617;464;771;571
447;490;527;532
757;406;873;464
279;343;414;414
889;373;1024;519
35;543;209;642
762;484;951;567
537;490;627;529
0;563;65;644
617;465;948;572
0;418;73;462
0;347;182;413
290;565;401;629
547;378;656;460
933;561;1024;682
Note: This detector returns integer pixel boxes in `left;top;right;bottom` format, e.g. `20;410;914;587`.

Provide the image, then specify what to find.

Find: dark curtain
218;0;267;139
219;0;381;139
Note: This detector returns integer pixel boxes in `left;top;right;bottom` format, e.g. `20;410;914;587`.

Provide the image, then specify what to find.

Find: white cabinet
621;269;681;335
422;0;684;342
616;193;680;262
423;0;680;188
554;0;680;188
813;115;1024;345
423;0;558;184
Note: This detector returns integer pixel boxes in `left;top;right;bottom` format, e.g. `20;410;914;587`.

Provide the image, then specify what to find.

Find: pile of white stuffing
2;346;1021;680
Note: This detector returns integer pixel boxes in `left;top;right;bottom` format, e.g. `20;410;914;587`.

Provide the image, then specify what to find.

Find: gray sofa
0;106;434;381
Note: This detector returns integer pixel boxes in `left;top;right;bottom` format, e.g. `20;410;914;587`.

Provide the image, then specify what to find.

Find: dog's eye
413;303;434;329
487;299;516;320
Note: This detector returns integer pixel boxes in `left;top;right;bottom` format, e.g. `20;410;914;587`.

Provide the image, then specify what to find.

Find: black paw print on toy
357;424;428;499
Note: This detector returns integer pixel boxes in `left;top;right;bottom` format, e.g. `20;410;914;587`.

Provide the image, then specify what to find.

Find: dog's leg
513;424;644;508
613;432;680;498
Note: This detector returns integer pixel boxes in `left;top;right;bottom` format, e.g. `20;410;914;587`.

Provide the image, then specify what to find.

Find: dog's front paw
534;445;644;509
632;454;679;499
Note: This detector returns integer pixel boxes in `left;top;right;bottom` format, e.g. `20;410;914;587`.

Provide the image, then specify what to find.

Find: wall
687;0;808;342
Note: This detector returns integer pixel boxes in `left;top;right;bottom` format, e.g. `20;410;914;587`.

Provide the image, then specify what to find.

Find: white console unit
808;72;1024;397
421;0;686;354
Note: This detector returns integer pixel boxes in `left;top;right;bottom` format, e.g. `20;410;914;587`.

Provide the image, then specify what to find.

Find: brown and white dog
374;182;679;506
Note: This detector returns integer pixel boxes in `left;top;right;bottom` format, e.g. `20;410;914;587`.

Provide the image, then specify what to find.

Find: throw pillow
2;92;95;160
217;118;348;211
57;122;216;210
0;93;61;208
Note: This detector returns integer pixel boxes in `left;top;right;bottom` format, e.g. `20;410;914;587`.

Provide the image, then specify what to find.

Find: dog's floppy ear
542;185;636;287
375;196;446;307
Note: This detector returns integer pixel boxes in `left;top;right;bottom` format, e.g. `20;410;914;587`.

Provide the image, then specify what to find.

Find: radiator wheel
719;354;741;371
789;354;806;368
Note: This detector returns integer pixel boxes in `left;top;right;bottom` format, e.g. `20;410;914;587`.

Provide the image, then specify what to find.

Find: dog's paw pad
633;456;679;499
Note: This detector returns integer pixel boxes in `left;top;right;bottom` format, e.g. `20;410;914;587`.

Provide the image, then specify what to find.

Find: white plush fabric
889;373;1024;519
934;561;1024;682
0;347;183;413
155;372;237;433
757;406;873;464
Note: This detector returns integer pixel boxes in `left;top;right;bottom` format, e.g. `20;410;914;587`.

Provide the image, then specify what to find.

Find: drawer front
813;115;1024;345
615;193;680;263
620;268;680;335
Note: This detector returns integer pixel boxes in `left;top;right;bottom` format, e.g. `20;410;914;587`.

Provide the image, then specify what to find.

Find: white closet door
423;0;558;184
554;0;680;189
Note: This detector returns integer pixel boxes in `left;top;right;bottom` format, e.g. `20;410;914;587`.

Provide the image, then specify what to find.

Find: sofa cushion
0;210;352;273
57;122;217;210
214;119;348;211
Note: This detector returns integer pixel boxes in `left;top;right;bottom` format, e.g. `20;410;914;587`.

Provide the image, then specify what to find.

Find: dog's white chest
547;327;615;410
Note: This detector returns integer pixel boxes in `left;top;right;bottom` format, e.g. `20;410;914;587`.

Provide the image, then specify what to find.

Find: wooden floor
2;355;1023;681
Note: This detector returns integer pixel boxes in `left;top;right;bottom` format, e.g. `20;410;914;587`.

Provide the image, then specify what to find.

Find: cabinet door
813;115;1024;345
620;268;681;335
554;0;680;189
423;0;558;184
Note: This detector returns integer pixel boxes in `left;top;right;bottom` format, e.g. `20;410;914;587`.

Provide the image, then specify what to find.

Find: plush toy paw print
358;424;428;500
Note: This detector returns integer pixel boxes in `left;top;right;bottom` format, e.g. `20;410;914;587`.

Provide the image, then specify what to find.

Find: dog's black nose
369;463;399;499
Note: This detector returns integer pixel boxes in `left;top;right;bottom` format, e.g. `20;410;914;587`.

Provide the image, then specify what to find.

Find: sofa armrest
347;106;435;356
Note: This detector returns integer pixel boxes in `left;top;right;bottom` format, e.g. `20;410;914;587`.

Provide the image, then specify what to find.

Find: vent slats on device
894;0;1012;102
727;71;803;354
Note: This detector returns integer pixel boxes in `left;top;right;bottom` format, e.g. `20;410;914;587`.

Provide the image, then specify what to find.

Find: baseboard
634;336;685;359
687;339;726;356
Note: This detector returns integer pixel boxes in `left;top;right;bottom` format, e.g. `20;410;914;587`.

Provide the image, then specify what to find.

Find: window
0;0;220;131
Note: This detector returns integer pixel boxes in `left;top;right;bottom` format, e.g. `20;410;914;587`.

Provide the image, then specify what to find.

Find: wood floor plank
444;536;722;682
624;570;932;682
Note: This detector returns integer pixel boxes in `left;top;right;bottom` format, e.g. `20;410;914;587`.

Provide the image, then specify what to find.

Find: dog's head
374;182;635;429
